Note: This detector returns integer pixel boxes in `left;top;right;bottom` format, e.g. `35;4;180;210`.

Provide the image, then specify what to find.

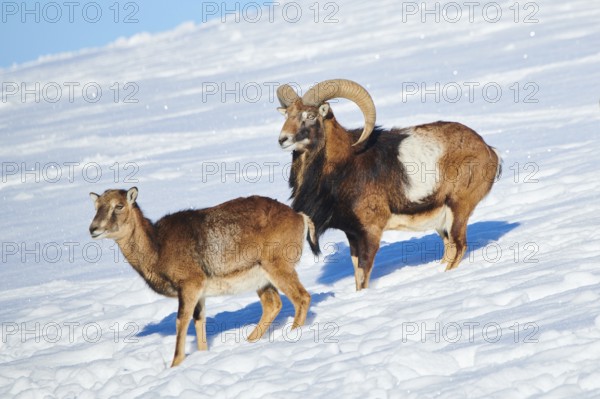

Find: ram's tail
300;213;321;256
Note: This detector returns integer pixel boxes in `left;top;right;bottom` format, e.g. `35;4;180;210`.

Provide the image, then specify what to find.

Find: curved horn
302;79;376;146
277;84;300;108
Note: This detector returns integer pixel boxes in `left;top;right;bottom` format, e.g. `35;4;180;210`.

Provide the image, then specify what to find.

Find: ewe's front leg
193;297;207;351
172;285;202;367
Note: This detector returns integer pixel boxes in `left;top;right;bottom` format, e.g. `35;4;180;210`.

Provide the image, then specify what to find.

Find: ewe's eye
115;204;125;212
307;114;316;120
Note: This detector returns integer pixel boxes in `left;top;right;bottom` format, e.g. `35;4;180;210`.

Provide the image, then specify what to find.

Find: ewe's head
89;187;138;240
277;79;376;153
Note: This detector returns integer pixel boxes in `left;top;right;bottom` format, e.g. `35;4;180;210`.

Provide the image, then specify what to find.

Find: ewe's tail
491;146;503;181
300;213;321;256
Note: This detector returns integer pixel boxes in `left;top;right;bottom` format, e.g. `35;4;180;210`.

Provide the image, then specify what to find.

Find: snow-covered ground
1;0;600;397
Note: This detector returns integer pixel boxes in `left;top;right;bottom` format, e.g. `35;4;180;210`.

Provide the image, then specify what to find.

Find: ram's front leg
346;233;362;291
355;230;382;290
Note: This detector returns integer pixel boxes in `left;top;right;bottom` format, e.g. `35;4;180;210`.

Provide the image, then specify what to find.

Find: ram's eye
307;114;316;120
115;204;125;211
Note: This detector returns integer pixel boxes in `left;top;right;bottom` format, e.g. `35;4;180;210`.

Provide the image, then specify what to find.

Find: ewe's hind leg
263;263;310;329
247;284;282;342
193;298;207;351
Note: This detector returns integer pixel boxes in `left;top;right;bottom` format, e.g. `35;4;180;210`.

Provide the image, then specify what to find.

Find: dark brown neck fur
323;117;352;168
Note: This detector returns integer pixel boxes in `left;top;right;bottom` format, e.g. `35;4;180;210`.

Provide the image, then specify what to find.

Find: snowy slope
1;0;600;397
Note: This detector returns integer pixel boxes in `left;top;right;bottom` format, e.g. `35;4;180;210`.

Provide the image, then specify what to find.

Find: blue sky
0;0;247;68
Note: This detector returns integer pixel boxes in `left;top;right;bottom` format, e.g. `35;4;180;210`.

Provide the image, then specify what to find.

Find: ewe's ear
319;103;330;117
127;187;138;205
277;107;287;116
89;192;100;209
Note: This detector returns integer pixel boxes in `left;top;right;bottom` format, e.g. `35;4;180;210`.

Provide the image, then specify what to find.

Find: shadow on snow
138;291;334;343
317;220;520;285
138;221;517;341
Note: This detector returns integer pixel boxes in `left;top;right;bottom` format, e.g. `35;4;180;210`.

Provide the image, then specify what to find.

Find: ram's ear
277;107;287;116
126;187;138;204
318;103;330;117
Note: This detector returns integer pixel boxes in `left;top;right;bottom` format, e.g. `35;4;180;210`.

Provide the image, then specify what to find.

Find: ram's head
276;79;376;153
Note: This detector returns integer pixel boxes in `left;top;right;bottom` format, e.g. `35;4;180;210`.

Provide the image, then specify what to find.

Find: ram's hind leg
247;284;282;342
436;228;450;265
445;207;470;271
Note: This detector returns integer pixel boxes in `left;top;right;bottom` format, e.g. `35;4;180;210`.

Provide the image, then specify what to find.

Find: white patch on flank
398;132;444;202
